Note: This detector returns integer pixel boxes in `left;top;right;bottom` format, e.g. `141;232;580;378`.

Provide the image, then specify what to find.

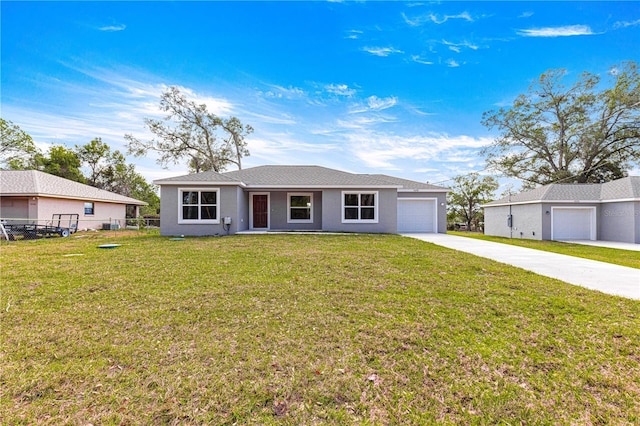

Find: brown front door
253;194;268;228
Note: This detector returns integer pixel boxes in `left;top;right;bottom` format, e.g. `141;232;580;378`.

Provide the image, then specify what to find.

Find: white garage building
483;176;640;244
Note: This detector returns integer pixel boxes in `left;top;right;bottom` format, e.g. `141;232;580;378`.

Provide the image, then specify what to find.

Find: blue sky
2;1;639;189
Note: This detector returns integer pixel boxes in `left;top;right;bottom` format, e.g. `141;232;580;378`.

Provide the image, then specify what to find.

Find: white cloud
169;85;234;115
446;59;460;68
411;55;434;65
337;115;396;129
345;29;363;40
346;131;492;169
325;83;356;97
98;24;126;32
614;19;640;29
403;11;474;26
361;46;404;57
260;85;306;100
244;112;296;125
442;40;479;52
517;25;595;37
367;96;398;111
346;95;398;115
519;11;534;18
246;134;342;166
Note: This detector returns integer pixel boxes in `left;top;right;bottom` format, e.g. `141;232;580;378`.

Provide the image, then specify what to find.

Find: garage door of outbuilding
551;207;596;241
397;198;436;233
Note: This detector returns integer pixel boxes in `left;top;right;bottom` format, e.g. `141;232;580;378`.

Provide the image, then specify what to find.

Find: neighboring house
153;165;449;236
483;176;640;244
0;170;147;230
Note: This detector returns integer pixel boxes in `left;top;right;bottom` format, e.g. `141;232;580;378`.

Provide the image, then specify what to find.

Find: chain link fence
1;216;160;241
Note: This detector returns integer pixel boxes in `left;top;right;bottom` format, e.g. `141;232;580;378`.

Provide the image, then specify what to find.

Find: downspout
509;194;513;239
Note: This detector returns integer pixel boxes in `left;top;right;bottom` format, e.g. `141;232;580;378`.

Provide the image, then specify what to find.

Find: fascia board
3;193;147;205
398;189;450;193
153;180;246;187
602;197;640;203
482;199;603;208
244;185;402;189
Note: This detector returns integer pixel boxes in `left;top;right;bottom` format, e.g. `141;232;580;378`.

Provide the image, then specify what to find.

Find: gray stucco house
483;176;640;244
153;165;449;236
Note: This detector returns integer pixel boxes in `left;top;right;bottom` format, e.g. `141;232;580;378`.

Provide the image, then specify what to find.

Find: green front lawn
1;233;639;424
449;231;640;269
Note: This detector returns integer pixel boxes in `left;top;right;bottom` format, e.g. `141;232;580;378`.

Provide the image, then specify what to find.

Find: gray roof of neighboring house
155;165;449;191
484;176;640;207
0;170;147;205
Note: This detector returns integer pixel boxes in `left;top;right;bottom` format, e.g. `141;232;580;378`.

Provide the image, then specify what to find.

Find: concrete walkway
402;233;640;300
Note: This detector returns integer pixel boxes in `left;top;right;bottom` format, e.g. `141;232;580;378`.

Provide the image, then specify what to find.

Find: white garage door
552;208;595;240
397;199;436;233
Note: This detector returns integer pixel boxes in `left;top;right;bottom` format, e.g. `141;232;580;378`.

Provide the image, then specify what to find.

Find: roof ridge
32;170;41;194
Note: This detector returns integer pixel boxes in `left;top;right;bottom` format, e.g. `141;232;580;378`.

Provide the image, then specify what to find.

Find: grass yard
449;231;640;269
1;233;639;424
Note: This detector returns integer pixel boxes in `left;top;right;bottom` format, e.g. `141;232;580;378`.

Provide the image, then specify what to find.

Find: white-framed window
287;193;313;223
342;191;378;223
179;188;220;224
84;202;94;215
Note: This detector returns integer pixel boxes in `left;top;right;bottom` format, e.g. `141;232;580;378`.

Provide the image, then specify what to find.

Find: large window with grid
342;191;378;223
179;188;220;224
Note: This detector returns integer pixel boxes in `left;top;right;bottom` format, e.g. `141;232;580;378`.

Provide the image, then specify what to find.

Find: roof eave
153;180;246;187
244;184;402;190
2;193;147;205
483;199;608;207
398;189;450;193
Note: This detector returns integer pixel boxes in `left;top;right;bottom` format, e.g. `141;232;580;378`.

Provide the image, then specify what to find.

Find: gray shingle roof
153;170;241;184
224;165;400;187
484;176;640;206
601;176;640;199
368;174;449;191
155;165;449;191
0;170;147;205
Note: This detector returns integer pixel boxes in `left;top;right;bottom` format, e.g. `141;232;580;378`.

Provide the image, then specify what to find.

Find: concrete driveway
560;239;640;251
402;233;640;300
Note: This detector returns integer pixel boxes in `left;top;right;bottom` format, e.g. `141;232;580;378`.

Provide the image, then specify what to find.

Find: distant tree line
0;118;159;216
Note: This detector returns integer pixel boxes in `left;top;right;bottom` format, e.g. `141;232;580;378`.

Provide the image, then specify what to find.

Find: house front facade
154;165;449;236
0;170;147;230
483;176;640;244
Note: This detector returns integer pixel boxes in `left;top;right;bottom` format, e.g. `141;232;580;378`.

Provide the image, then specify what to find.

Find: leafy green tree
0;118;39;169
102;157;160;215
481;61;640;188
125;86;253;173
447;173;499;231
76;137;114;187
77;143;159;214
38;145;86;183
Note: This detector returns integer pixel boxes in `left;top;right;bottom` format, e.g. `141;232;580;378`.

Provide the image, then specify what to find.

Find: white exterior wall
600;201;640;243
483;205;511;238
484;204;543;240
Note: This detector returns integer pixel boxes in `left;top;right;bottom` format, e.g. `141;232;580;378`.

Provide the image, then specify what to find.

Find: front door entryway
252;194;269;229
